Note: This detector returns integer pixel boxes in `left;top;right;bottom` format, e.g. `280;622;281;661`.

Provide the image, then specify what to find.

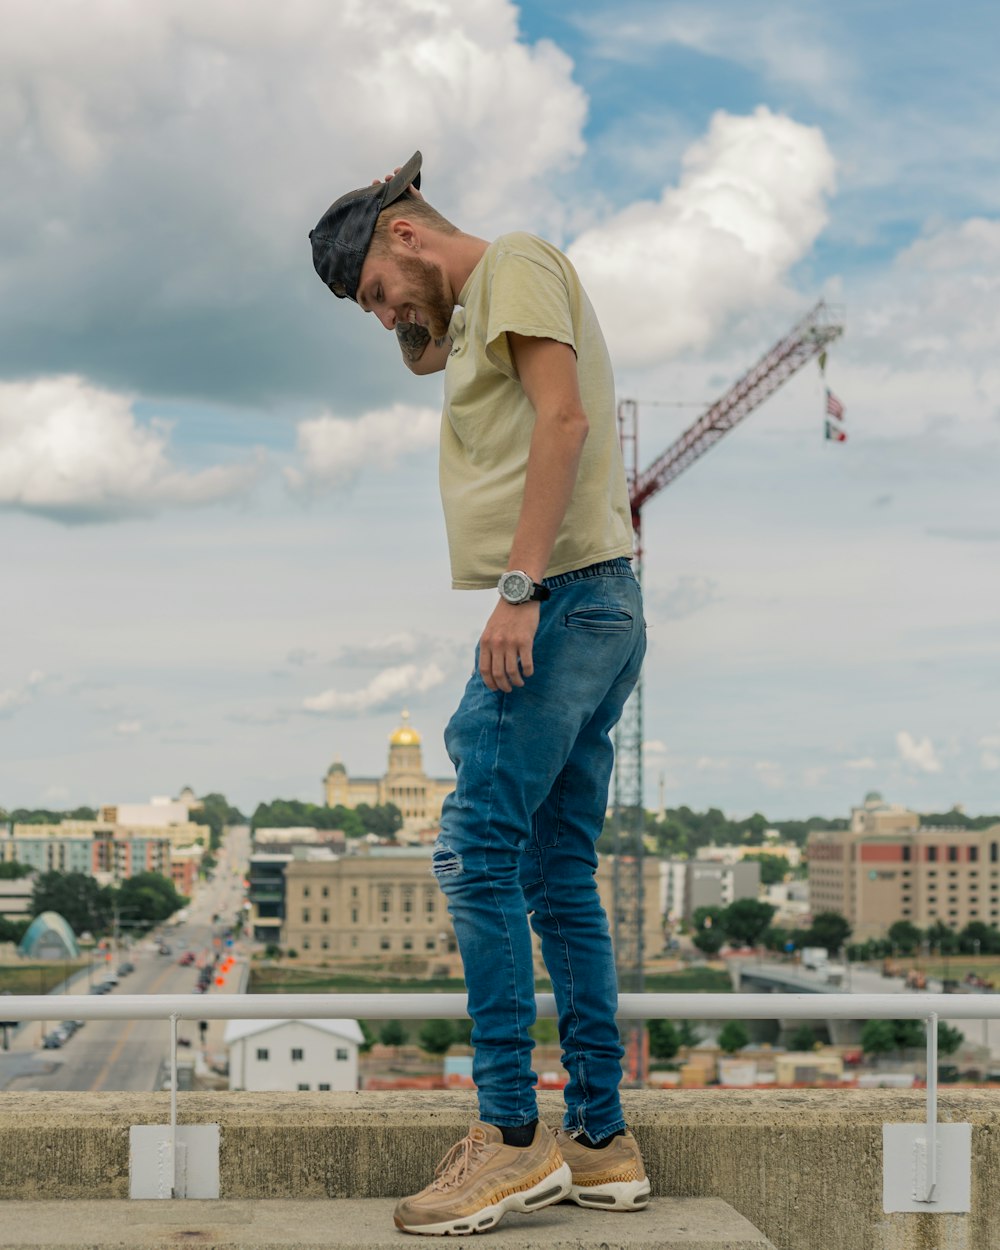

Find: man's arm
477;333;589;692
396;323;451;375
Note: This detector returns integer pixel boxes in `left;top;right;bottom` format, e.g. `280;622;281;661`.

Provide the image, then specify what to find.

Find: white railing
5;990;993;1206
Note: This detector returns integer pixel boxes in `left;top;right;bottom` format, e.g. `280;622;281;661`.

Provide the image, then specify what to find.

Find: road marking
88;961;186;1092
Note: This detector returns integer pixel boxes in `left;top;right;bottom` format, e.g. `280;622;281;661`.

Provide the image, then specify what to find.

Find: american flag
825;388;845;421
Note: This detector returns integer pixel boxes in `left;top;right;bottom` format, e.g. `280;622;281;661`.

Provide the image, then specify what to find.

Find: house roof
222;1017;364;1045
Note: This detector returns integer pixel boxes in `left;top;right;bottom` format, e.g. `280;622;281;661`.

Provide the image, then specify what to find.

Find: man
309;151;649;1236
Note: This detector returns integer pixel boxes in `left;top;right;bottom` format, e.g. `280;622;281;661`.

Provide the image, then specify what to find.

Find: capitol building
322;712;454;829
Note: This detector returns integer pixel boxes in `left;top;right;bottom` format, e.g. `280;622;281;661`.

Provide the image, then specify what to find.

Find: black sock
577;1128;626;1150
497;1120;537;1148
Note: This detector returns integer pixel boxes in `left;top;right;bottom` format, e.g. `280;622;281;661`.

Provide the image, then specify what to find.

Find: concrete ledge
1;1089;1000;1249
0;1197;775;1249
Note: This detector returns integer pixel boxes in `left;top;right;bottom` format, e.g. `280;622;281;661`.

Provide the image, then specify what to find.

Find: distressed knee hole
432;844;463;880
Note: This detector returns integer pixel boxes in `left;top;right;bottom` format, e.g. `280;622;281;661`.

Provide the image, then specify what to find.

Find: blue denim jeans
433;558;645;1140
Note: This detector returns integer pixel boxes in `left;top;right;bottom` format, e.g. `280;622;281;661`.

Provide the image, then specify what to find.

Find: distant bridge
728;960;862;1045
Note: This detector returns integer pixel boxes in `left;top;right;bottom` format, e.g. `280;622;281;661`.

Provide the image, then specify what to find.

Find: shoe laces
431;1132;492;1192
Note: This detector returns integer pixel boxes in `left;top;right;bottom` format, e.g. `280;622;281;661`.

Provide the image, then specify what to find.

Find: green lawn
0;963;86;996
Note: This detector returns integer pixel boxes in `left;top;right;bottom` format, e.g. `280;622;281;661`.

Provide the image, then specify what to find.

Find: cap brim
380;151;422;208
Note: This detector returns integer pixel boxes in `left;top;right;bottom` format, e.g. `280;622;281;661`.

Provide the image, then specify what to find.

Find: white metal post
922;1011;938;1203
169;1012;179;1198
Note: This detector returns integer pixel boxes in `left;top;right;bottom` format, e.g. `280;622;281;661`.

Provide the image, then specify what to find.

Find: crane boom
630;300;844;515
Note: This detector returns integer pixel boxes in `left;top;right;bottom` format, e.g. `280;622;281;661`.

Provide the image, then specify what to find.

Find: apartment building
1;824;174;882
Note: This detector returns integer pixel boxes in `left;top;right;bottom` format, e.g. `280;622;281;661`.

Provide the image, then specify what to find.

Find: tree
0;916;30;944
354;803;403;836
648;1019;680;1062
379;1020;406;1048
692;927;725;956
114;872;187;930
937;1022;964;1057
720;899;776;947
677;1020;702;1049
191;793;246;851
860;1019;896;1058
418;1019;455;1055
894;1020;925;1052
0;862;34;879
691;905;723;932
925;920;959;955
357;1021;376;1053
805;911;852;955
31;871;114;935
887;920;922;955
789;1024;820;1051
959;921;1000;955
717;1020;749;1054
742;853;790;886
863;1019;925;1059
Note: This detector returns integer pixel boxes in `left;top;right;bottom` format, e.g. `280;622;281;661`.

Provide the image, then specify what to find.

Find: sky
1;0;998;822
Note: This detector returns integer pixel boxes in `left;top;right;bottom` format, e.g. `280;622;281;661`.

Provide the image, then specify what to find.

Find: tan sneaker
393;1120;572;1236
554;1127;651;1211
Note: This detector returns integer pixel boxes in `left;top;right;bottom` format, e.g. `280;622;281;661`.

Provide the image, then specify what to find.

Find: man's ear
390;218;419;251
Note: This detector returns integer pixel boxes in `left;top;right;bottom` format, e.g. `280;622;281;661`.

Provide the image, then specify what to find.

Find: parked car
43;1031;65;1048
117;962;135;976
178;952;196;966
60;1020;83;1036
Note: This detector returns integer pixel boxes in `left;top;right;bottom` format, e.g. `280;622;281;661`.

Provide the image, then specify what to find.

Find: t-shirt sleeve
485;249;577;380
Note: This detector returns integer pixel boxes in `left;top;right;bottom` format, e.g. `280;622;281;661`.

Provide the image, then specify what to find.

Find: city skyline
1;1;997;817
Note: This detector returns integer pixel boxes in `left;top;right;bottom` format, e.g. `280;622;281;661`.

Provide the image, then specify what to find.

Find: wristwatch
497;570;551;604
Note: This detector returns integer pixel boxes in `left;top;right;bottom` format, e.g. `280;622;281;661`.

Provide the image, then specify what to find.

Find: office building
807;792;1000;940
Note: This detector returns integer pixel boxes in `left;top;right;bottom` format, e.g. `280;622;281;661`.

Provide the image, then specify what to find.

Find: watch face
500;571;530;602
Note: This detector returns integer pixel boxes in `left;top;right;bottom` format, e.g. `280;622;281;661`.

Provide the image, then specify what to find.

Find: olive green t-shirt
439;232;633;589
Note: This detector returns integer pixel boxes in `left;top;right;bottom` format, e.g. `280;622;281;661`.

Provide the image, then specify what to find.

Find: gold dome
390;709;421;746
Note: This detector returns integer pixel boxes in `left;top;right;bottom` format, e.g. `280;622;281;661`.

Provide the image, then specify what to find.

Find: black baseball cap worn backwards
309;151;423;302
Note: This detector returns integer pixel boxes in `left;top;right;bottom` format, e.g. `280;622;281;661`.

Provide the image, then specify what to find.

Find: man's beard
397;252;454;340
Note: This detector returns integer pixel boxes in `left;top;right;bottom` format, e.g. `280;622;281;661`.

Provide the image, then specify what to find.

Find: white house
223;1018;364;1092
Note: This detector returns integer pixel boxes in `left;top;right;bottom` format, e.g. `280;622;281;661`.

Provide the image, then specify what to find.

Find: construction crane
611;300;845;1081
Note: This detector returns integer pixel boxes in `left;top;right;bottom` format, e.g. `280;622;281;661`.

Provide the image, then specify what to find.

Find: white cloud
303;663;446;715
650;575;720;621
0;1;587;328
896;731;942;774
0;376;261;522
643;739;669;757
286;648;319;667
337;633;432;665
286;403;439;492
754;760;786;789
981;736;1000;772
0;670;46;716
579;5;845;104
845;757;877;771
802;765;829;788
567;106;836;366
114;720;142;736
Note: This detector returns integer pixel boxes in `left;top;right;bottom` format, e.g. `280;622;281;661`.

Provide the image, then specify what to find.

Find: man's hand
479;600;540;693
371;167;425;201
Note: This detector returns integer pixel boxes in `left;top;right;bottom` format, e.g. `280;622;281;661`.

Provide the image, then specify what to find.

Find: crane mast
611;300;844;1082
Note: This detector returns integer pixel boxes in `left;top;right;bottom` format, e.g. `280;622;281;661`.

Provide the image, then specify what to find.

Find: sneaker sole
394;1161;572;1236
566;1177;651;1210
